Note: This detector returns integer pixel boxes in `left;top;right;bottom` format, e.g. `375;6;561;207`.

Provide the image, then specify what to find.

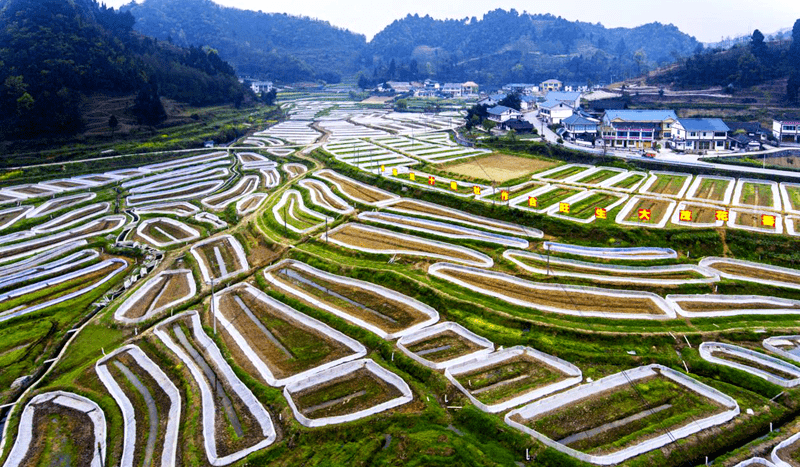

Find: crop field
702;259;800;287
573;169;623;186
731;210;781;232
315;170;396;205
298;179;353;214
137;218;198;246
202;175;259;210
738;181;775;208
558;192;625;220
609;172;647;190
442;154;559;184
538;165;589;181
114;269;194;324
622;197;674;225
641;173;690;197
292;367;402;419
673;202;724;225
689;176;733;202
454;354;564;405
482;182;546;202
404;330;486;363
384;199;536;237
518;374;724;455
785;184;800;211
533;187;583;210
191;236;248;281
709;350;799;380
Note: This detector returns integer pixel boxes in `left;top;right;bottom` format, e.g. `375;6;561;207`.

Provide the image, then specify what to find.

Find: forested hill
123;0;367;83
365;10;702;85
0;0;248;138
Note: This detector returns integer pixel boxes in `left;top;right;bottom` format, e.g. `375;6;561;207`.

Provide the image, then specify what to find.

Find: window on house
690;132;697;137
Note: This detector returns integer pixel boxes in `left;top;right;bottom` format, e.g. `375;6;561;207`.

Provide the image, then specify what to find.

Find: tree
498;93;522;111
395;99;408;111
751;29;767;59
108;115;119;137
788;73;800;103
387;59;396;80
132;78;167;125
791;19;800;67
482;120;497;132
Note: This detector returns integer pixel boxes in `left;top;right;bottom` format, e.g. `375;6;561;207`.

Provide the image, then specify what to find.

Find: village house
487;105;523;123
773;116;800;143
545;91;582;110
250;80;273;93
540;79;563;92
670;118;730;153
600;110;678;150
539;99;574;124
560;113;600;140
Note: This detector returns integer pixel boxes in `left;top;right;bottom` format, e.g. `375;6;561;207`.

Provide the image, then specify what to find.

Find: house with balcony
540;79;563;92
487;105;522;123
539;100;574;124
773;116;800;143
462;81;480;96
670;118;730;153
250;80;273;93
561;113;600;140
600;110;678;150
441;83;464;97
545;91;582;110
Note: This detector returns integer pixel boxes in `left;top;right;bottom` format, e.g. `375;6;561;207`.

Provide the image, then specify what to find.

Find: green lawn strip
624;199;671;224
456;358;562;405
647;175;688;196
544;165;589;180
611;173;646;190
574;169;620;185
561;193;622;220
534;188;582;209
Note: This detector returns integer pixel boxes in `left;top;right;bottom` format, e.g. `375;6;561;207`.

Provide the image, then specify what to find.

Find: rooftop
678;118;730;133
487;105;516;115
604;109;678;122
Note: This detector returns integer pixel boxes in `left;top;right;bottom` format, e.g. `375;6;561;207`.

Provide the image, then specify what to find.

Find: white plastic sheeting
133;201;200;218
614;195;677;229
699;257;800;291
546;190;629;225
272;190;332;234
396;321;494;370
189;234;249;283
667;294;800;318
95;345;181;467
136;217;200;248
763;335;800;364
236;193;268;215
541;241;677;260
25;192;96;219
700;342;800;387
32;202;111;234
732;179;782;211
201;175;260;211
114;269;196;324
297;179;354;215
685;175;736;204
313;169;399;207
505;364;739;466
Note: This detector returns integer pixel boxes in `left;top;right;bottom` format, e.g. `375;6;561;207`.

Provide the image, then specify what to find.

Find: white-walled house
487;105;522;123
250;81;273;93
671;118;730;152
539;100;574;124
773;117;800;143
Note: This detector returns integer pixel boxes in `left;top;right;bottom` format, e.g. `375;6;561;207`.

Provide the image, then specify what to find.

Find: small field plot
685;176;736;204
781;183;800;215
189;235;249;282
155;311;277;464
733;179;781;210
534;164;591;182
700;342;800;387
283;163;308;179
213;283;366;386
0;205;32;231
26;192;96;219
446;346;582;413
505;365;737;465
478;181;546;204
441;154;559;184
285;359;413;427
31;202;110;234
126;180;224;206
261;168;281;189
670;202;728;228
114;269;196;324
541;241;677;260
314;169;398;206
3;391;107;467
136;217;200;248
639;171;692;198
521;185;583;212
571;167;626;186
397;321;493;370
236;193;268;215
699;257;800;290
325;223;493;267
201;175;259;211
264;260;438;340
429;263;675;320
297;179;354;214
272;190;332;235
133;201;199;218
773;432;800;467
504;250;717;285
729;209;783;234
385;199;542;238
95;345;181;467
616;196;677;228
606;172;648;192
549;190;628;223
667;294;800;318
763;335;800;365
358;211;529;248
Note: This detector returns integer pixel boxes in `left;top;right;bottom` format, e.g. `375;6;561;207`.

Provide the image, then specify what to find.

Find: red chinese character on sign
501;191;509;202
762;214;776;228
595;208;607;219
679;210;693;222
528;197;537;208
473;186;481;196
638;209;651;221
559;202;570;214
428;176;435;186
715;210;729;222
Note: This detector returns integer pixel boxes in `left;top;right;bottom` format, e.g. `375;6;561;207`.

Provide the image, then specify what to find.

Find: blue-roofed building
545;91;582;110
520;95;538;111
478;93;507;107
539;99;574;124
487;105;522;123
561;113;600;140
671;118;730;152
600;110;679;150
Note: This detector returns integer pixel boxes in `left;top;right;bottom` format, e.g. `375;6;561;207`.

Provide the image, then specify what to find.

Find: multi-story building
671;118;730;152
487;105;522;123
561;113;600;140
773;116;800;143
539;100;574;124
540;79;563;92
600;110;678;149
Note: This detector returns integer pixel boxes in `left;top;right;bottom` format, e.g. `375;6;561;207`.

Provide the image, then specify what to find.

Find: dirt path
113;361;158;467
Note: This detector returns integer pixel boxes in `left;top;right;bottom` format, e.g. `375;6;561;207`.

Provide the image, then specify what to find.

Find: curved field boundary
0;206;32;231
670;201;728;228
383;198;543;238
194;212;227;230
284;358;413;428
699;257;800;291
507;184;583;215
0;240;88;278
504;364;739;466
114;269;196;325
3;391;107;467
1;184;62;200
699;342;800;387
273;190;333;235
297;179;354;215
136;217;200;248
780;182;800;216
685;175;736;204
212;283;367;387
263;259;439;340
732;179;782;211
0;258;128;323
763;336;800;365
154;311;277;466
282;163;308;179
123;160;228;190
734;458;775;467
141;152;229;172
445;345;582;413
189;234;249;283
546;190;629;224
598;171;649;192
396;321;494;370
133;201;199;218
0;249;99;290
325;223;494;268
32;202;111;234
39;178;98;192
429;262;677;320
638;171;693;199
260;168;281;189
267;148;295;157
504;250;718;285
358;212;529;248
666;294;800;318
237;152;277;169
533;164;593;182
541;242;677;260
236;193;268;215
772;428;800;466
728;209;784;235
615;196;677;229
129;168;229;195
95;345;181;467
127;180;225;207
313;169;399;207
201;176;260;211
26;192;97;219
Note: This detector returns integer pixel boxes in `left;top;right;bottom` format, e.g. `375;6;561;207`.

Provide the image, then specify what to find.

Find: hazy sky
106;0;800;43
